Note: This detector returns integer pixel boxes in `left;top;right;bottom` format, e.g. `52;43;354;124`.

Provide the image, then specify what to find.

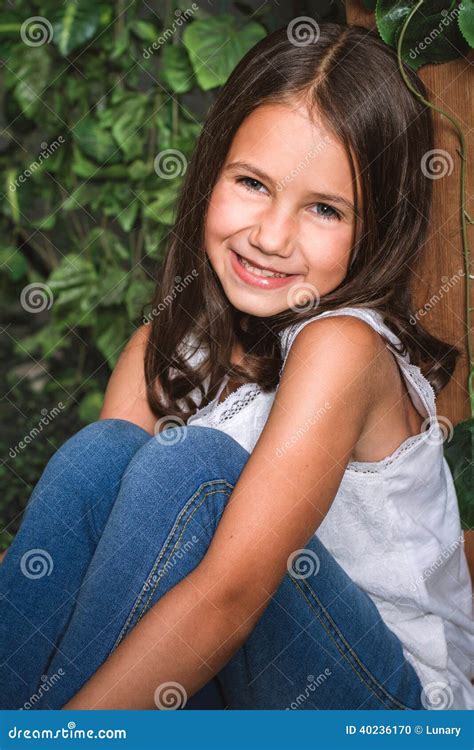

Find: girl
1;22;472;711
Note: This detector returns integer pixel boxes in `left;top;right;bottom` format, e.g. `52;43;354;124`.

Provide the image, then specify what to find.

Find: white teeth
239;255;289;278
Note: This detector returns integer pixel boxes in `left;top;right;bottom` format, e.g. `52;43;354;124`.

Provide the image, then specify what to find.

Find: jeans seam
112;479;234;651
111;476;414;711
138;486;231;616
290;575;414;710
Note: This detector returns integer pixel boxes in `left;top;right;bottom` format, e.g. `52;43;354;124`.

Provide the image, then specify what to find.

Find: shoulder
282;314;386;378
276;314;391;435
290;312;382;345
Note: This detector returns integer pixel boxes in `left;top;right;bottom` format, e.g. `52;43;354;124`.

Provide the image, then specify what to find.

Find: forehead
225;102;356;200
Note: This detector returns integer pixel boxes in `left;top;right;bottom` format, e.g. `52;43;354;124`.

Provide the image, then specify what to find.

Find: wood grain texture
346;0;473;424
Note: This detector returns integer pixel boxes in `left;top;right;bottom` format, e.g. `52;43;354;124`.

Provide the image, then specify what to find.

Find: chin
223;287;285;318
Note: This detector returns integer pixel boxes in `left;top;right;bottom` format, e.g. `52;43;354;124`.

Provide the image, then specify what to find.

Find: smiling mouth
234;251;295;278
230;249;302;290
238;257;289;278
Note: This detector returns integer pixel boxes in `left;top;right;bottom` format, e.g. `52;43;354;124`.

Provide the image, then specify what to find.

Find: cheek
204;188;233;267
206;182;251;241
305;228;353;278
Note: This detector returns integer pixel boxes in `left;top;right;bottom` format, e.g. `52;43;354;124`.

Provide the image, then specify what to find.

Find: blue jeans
0;419;424;710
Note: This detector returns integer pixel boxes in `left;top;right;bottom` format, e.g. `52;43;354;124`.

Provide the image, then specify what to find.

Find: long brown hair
143;22;460;423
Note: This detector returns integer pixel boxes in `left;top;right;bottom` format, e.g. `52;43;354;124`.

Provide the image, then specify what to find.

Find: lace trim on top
187;308;439;473
212;383;262;425
346;357;439;474
189;375;262;428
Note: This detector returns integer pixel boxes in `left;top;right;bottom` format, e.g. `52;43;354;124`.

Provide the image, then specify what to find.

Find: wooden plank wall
346;0;473;426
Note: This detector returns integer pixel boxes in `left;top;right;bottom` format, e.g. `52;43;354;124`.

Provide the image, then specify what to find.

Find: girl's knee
76;418;151;445
44;419;151;485
58;418;149;457
123;425;250;488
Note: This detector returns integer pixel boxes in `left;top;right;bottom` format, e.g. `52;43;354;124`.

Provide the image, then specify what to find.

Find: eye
311;203;341;222
236;176;267;194
236;177;341;222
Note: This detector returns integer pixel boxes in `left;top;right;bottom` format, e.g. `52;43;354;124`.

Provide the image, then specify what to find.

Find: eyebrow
225;160;357;215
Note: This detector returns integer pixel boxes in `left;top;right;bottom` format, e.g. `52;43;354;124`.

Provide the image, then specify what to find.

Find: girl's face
204;101;360;317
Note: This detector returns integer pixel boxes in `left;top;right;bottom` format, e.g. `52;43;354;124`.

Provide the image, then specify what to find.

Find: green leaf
18;322;70;358
61;183;100;212
84;227;130;265
71;143;98;178
116;199;139;232
443;419;474;530
111;95;148;160
48;254;97;308
458;0;474;46
96;267;129;306
0;245;28;281
110;26;129;60
51;0;101;56
144;183;182;225
376;1;470;69
129;20;160;42
78;390;104;424
4;169;21;224
72;116;121;164
12;46;51;117
361;0;377;9
0;12;22;37
144;221;167;259
30;213;57;230
128;159;153;181
160;44;194;93
95;310;131;369
125;272;155;320
71;143;129;179
183;15;266;90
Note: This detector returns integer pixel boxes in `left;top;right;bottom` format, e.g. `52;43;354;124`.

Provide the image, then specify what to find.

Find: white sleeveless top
181;307;474;709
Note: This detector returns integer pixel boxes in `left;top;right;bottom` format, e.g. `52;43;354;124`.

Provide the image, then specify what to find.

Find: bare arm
64;316;380;709
99;323;158;435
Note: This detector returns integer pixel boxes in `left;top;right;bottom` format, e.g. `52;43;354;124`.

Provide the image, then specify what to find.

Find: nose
248;202;296;258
